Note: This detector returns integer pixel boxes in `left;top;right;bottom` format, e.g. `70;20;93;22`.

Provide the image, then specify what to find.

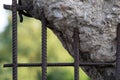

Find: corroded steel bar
12;0;18;80
116;23;120;80
41;12;47;80
4;4;12;10
73;28;80;80
4;4;31;11
4;62;114;67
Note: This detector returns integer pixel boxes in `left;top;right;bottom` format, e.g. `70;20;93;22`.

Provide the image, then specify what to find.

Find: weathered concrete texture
32;0;120;62
22;0;120;80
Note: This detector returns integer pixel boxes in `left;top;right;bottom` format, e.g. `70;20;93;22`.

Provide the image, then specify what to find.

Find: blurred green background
0;15;91;80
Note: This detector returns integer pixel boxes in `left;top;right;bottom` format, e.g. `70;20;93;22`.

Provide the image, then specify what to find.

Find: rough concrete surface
22;0;120;80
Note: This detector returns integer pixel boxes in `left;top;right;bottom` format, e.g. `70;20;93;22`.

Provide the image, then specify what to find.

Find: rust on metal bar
3;1;119;80
73;28;80;80
4;62;114;67
41;11;47;80
116;23;120;80
12;0;18;80
4;4;31;11
4;4;29;10
4;4;12;10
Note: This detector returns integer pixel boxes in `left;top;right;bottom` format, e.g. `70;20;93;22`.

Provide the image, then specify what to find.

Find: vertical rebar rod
12;0;18;80
116;23;120;80
41;14;47;80
73;28;80;80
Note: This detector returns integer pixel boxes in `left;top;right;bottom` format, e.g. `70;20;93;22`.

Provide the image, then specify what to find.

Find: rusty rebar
4;62;114;67
116;23;120;80
4;4;32;11
41;12;47;80
73;28;80;80
3;1;119;80
12;0;18;80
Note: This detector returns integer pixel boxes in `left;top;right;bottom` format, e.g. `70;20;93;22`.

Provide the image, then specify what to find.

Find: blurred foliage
0;15;91;80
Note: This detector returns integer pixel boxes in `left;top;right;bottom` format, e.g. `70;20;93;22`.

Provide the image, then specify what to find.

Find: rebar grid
3;0;120;80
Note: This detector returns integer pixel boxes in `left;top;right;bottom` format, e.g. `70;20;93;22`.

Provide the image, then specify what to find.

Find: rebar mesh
3;0;120;80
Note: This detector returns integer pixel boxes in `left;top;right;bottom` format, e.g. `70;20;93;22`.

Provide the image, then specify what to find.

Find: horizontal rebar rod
4;62;115;67
4;4;31;11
